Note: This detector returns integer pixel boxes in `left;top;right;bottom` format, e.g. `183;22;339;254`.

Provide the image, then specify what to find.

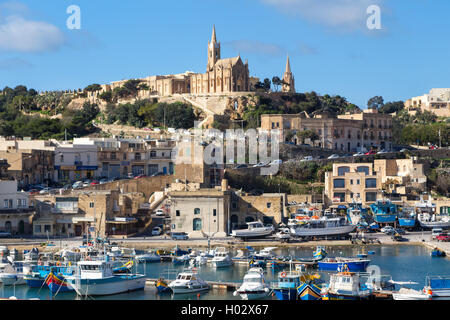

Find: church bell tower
207;25;221;72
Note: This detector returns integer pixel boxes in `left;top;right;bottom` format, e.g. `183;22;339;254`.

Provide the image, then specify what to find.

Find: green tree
296;129;320;145
272;76;282;92
367;96;384;109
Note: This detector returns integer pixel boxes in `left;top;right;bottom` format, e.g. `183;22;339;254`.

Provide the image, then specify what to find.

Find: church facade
190;26;251;94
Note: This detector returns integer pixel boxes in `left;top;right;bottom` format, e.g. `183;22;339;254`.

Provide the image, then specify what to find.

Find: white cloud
260;0;385;31
227;40;284;57
0;14;65;53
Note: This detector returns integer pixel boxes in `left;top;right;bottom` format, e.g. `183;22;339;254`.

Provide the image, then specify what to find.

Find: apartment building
404;88;450;117
260;108;393;152
0;180;34;234
324;158;428;206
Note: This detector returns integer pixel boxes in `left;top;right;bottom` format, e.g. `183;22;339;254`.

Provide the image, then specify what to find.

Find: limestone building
404;88;450;117
190;26;251;94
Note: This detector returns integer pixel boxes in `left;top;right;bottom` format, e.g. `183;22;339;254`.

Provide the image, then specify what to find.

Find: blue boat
313;246;327;261
272;272;301;300
155;278;171;294
431;249;446;257
24;265;75;288
356;254;367;258
370;200;398;224
45;268;76;293
398;208;416;228
318;257;370;272
296;281;322;300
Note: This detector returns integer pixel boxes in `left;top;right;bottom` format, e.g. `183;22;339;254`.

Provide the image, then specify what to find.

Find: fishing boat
398;206;417;228
431;248;446;257
416;199;450;229
210;248;233;268
297;279;322;301
173;254;191;265
423;276;450;298
234;267;270;300
0;263;26;286
45;267;76;293
253;247;278;260
112;260;134;273
231;221;274;239
321;271;372;300
370;199;398;224
155;277;171;294
271;270;301;301
318;257;370;272
289;216;355;239
313;246;327;261
135;251;161;263
65;258;146;296
168;268;209;294
392;287;431;300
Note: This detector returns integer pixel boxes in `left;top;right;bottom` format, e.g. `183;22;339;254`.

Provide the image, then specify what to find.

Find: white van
432;228;443;239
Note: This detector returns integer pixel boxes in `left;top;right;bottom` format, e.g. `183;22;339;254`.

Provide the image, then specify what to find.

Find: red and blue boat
296;281;322;300
45;271;74;293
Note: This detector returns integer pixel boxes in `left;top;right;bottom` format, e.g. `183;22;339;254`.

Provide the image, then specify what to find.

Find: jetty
145;278;240;291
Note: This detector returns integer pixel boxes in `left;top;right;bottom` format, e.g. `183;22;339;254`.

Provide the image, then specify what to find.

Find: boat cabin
77;260;115;279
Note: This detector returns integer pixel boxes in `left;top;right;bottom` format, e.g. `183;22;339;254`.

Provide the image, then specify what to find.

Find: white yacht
392;287;431;300
210;248;234;268
321;271;372;300
231;221;274;239
65;258;146;296
234;267;270;300
168;269;209;294
289;216;355;239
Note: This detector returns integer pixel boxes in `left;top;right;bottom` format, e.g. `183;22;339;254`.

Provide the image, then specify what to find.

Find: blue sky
0;0;449;108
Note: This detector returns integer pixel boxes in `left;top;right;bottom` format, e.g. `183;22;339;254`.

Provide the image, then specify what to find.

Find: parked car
436;233;450;242
252;162;265;167
381;226;395;234
429;144;439;150
377;149;388;154
432;228;444;239
150;172;164;177
399;148;409;153
353;152;365;157
152;227;162;236
170;232;189;240
90;180;99;185
234;164;248;169
29;189;40;195
134;174;147;180
72;181;83;189
365;150;377;155
82;180;92;187
327;154;340;159
154;209;165;216
99;179;108;184
269;159;283;165
300;156;314;162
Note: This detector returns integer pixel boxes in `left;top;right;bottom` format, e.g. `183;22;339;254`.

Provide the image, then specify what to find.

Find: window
194;208;200;215
34;225;41;233
356;166;369;175
366;192;377;202
365;178;377;188
213;209;217;216
333;179;345;189
232;202;237;209
193;218;202;231
44;225;51;232
350;179;353;185
89;202;95;208
267;203;271;208
333;193;345;202
176;210;180;217
357;179;360;185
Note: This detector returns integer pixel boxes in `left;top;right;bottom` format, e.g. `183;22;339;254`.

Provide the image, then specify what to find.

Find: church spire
211;25;217;43
285;54;291;73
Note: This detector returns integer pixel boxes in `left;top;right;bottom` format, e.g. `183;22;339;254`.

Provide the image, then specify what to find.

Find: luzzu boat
370;199;398;224
297;280;322;301
45;269;75;293
24;264;73;288
155;278;171;294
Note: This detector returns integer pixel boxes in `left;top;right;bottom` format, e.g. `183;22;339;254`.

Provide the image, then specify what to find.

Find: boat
231;221;274;239
289;216;355;239
431;248;446;257
398;206;417;228
296;279;322;301
170;245;190;256
392;287;432;300
0;263;26;286
65;258;146;296
23;248;40;262
135;251;161;263
321;270;372;300
173;254;191;265
416;199;450;229
168;268;209;294
112;260;134;273
233;267;270;300
45;268;76;293
155;277;171;294
313;246;327;261
370;199;398;224
253;247;277;260
210;248;233;268
275;228;291;242
318;257;370;272
423;276;450;298
271;270;301;301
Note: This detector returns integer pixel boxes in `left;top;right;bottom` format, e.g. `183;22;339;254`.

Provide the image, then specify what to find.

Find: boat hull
297;283;322;301
231;230;273;238
374;214;397;223
322;292;370;300
418;221;450;229
169;285;209;294
273;288;297;301
398;218;416;227
318;260;370;272
24;277;45;288
67;275;146;296
290;225;355;238
239;291;269;300
0;274;26;286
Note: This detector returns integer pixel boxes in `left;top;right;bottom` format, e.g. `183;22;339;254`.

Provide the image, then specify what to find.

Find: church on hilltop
190;26;252;94
91;26;294;98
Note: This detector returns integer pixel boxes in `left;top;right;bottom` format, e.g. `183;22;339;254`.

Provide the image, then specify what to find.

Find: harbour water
1;244;448;300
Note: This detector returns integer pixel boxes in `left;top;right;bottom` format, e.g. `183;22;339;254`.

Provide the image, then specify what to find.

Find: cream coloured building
405;88;450;117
